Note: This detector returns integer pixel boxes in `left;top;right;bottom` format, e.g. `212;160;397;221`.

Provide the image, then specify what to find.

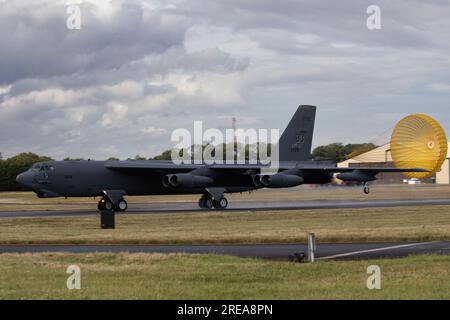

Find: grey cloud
178;0;448;50
0;0;189;85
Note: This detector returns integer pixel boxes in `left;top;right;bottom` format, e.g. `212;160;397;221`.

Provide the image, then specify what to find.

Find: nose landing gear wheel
199;196;213;209
213;197;228;209
104;200;114;211
116;199;128;212
98;199;114;211
363;183;370;194
97;198;113;211
97;199;105;211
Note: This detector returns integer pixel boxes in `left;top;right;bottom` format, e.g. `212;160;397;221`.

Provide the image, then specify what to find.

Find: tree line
0;152;53;191
0;143;375;191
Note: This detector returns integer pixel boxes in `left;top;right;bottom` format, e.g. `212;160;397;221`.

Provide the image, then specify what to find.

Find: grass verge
0;253;449;299
0;205;449;244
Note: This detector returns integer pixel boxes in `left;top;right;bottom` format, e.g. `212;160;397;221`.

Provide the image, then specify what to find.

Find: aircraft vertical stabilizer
277;105;316;162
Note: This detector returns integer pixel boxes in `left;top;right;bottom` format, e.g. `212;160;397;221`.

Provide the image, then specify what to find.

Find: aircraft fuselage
16;160;291;198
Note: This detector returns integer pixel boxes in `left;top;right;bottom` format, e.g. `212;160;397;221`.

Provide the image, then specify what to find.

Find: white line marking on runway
318;242;436;260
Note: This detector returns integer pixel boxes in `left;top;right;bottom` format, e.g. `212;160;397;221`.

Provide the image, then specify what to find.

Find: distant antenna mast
232;117;237;159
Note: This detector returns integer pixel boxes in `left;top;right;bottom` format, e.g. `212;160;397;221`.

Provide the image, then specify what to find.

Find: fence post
308;233;316;263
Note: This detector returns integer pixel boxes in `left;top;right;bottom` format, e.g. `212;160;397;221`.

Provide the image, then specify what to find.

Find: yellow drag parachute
391;114;448;179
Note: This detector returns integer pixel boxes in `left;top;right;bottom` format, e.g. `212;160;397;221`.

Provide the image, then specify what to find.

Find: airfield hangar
337;143;450;184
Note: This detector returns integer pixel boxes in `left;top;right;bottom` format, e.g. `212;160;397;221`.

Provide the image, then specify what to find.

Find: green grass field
0;253;449;299
0;205;449;244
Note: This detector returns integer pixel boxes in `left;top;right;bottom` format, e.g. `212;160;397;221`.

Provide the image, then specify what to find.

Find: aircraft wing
105;160;270;174
105;160;201;173
105;160;428;174
295;166;429;173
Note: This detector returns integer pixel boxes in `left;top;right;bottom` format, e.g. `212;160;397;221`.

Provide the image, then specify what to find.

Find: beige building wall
338;144;392;168
436;142;450;184
337;158;359;168
351;144;392;163
436;159;450;184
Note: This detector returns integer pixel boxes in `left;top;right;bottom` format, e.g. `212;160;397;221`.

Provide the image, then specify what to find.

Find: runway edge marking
318;241;438;260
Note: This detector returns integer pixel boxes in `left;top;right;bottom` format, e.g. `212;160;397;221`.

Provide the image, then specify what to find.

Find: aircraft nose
16;172;31;187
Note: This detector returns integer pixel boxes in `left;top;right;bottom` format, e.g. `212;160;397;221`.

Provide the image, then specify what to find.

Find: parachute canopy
391;114;448;179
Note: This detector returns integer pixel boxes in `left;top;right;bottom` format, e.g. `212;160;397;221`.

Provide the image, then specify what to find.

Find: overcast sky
1;0;450;159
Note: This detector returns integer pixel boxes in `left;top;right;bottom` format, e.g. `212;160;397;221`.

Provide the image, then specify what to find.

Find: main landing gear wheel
97;200;103;211
363;183;370;194
116;198;128;212
198;196;213;209
213;197;228;209
98;198;114;211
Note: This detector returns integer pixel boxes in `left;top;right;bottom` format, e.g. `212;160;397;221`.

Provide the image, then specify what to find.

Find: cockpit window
32;164;54;171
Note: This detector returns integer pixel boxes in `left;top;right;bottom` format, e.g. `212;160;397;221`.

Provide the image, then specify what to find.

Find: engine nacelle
252;174;263;187
260;174;304;188
336;172;377;182
162;174;214;188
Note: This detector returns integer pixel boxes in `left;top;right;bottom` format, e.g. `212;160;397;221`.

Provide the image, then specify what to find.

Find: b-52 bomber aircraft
16;105;428;211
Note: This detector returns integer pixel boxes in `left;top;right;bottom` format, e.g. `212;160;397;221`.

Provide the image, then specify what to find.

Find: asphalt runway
1;198;450;218
1;242;449;261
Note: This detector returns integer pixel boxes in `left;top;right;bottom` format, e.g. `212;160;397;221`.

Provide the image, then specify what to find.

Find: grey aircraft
16;105;427;211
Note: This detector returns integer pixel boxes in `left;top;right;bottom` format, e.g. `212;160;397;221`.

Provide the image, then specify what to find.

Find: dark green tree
311;143;378;163
151;143;273;163
63;157;84;161
0;152;53;191
151;150;172;160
